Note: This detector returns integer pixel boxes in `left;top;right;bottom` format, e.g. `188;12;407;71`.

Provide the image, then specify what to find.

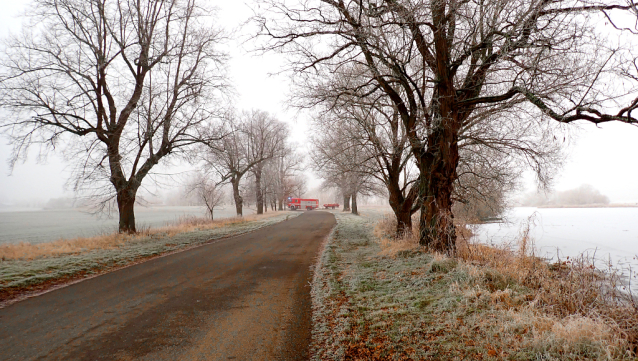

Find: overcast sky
0;0;637;206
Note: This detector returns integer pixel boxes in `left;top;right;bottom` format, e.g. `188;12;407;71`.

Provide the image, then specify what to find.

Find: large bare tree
258;0;638;254
310;62;562;235
0;0;228;233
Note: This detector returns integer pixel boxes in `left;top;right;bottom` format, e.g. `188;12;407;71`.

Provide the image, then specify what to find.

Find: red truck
287;198;319;210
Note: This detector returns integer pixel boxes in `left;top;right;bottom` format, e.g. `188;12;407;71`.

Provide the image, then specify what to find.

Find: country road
0;211;336;361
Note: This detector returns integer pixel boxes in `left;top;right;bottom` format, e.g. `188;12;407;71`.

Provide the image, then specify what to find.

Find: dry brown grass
0;211;289;261
374;211;638;356
457;224;638;355
374;214;420;257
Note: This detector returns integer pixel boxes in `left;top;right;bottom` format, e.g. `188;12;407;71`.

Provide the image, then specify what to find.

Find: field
0;206;255;244
311;209;638;360
0;211;299;306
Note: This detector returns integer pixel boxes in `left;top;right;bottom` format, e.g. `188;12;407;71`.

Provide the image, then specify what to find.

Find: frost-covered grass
310;210;635;360
0;212;300;296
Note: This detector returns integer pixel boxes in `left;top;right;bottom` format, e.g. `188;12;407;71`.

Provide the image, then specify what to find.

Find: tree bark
255;167;263;214
278;198;283;211
388;185;414;236
351;192;358;215
416;116;460;255
263;188;267;213
343;195;351;212
116;187;138;233
232;178;243;217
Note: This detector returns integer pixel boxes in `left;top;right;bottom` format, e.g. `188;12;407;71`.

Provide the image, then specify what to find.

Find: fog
0;0;320;208
520;184;611;207
1;0;638;208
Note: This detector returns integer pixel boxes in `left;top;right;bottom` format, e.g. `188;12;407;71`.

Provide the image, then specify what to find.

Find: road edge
0;213;301;309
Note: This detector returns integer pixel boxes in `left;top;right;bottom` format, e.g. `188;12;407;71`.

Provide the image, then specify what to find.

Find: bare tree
187;173;225;220
312;121;385;215
204;109;287;216
246;111;288;214
310;64;561;233
0;0;228;233
310;76;420;229
259;150;302;212
287;174;308;199
258;0;638;254
271;149;305;210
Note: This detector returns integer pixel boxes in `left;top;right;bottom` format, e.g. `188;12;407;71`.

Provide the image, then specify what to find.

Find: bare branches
0;0;229;232
258;0;638;251
203;109;289;216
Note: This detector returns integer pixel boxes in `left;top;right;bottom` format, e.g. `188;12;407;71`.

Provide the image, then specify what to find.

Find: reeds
374;211;638;356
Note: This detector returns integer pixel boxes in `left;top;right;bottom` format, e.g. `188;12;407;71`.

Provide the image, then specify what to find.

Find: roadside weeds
310;210;637;360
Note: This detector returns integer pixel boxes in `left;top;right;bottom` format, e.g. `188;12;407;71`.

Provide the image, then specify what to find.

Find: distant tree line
521;185;610;207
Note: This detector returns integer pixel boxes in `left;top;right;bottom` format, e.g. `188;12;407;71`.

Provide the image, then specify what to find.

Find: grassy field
311;210;638;360
0;211;300;305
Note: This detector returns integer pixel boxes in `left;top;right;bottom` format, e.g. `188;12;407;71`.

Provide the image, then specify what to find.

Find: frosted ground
0;206;255;244
310;208;635;359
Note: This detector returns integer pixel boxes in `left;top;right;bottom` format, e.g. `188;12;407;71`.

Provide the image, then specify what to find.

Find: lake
473;207;638;275
0;206;256;244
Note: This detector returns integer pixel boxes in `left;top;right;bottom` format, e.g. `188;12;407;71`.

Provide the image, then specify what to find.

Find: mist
519;184;614;207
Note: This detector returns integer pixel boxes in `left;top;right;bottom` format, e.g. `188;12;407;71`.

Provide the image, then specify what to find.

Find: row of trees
258;0;638;254
0;0;306;232
199;109;306;217
3;0;638;248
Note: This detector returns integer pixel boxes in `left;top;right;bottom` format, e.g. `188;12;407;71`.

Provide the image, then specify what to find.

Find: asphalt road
0;211;336;361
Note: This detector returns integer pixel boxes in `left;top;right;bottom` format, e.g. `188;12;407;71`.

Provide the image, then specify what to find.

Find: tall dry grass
0;211;289;261
460;222;638;354
375;211;638;355
374;214;420;257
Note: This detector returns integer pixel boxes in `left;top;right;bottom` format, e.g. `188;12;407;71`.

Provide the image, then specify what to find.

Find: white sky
0;0;637;205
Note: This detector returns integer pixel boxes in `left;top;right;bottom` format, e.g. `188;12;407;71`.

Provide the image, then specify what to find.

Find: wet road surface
0;211;336;360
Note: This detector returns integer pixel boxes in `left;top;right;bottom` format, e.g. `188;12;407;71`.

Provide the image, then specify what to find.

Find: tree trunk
351;192;358;215
232;178;243;217
209;207;214;220
263;189;267;213
416;118;460;255
116;187;138;233
255;168;263;215
389;194;413;237
278;198;283;211
343;195;351;212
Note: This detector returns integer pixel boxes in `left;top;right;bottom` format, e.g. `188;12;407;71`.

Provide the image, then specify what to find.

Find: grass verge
311;210;637;360
0;211;300;306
